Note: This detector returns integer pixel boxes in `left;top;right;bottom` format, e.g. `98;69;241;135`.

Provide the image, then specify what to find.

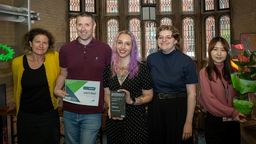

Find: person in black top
12;28;60;144
103;30;153;144
147;25;198;144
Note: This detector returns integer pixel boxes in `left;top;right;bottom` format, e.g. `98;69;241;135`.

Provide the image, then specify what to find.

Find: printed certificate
64;79;100;106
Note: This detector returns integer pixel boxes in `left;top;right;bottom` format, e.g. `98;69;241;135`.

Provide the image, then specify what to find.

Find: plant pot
231;73;256;94
233;99;254;115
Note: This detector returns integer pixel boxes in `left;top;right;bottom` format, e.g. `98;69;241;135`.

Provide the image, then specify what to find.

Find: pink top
198;64;239;118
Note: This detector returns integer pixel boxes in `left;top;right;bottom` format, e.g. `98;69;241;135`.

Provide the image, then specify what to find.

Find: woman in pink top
198;36;246;144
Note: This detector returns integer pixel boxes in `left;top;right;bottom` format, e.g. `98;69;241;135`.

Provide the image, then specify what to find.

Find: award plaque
110;91;126;118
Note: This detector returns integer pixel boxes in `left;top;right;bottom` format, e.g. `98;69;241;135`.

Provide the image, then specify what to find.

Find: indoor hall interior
0;0;256;143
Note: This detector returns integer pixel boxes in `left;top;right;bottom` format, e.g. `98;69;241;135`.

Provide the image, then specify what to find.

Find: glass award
110;91;126;118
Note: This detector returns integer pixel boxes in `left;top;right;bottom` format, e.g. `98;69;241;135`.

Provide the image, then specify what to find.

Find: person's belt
155;92;186;99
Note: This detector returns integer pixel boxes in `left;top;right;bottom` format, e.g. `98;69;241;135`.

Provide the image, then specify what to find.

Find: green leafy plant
0;44;15;62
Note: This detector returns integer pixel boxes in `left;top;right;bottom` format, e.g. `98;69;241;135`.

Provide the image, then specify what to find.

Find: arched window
183;17;195;57
107;19;119;47
160;17;172;26
106;0;118;13
220;15;231;44
69;17;77;41
68;0;231;67
202;0;230;59
129;18;142;58
219;0;229;9
182;0;194;12
69;0;80;11
160;0;172;12
205;0;214;11
84;0;95;12
144;21;157;57
205;16;216;57
68;0;97;41
128;0;140;13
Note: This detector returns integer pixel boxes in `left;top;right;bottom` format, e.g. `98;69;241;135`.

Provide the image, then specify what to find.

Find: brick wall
0;0;67;104
0;0;15;104
231;0;256;41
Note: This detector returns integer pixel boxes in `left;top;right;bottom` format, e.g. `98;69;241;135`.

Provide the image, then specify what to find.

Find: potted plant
230;43;256;116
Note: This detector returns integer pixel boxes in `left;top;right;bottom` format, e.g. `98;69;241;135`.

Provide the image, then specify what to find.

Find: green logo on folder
66;79;87;93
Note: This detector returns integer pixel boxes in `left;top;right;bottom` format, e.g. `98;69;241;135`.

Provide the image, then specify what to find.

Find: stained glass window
182;0;194;12
220;15;230;44
142;0;156;4
160;0;172;12
107;19;119;47
69;0;80;12
160;17;172;26
205;0;214;11
106;0;118;13
183;17;195;57
205;16;216;57
84;0;95;12
128;0;140;13
219;0;229;9
69;17;77;41
145;21;157;57
129;18;142;58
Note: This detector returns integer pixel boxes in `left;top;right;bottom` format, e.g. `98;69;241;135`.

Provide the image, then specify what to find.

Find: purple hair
111;30;139;79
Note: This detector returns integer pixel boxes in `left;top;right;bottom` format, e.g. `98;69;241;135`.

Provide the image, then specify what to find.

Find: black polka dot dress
103;62;152;144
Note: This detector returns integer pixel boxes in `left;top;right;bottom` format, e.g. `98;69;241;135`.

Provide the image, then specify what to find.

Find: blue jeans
63;111;102;144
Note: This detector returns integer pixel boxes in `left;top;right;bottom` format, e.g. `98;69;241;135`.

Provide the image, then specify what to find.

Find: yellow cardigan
12;51;60;114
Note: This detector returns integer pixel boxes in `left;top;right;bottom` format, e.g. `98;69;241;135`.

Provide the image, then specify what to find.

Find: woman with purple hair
103;30;153;144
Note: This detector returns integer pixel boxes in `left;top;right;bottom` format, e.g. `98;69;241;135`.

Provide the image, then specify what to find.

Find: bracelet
138;97;144;103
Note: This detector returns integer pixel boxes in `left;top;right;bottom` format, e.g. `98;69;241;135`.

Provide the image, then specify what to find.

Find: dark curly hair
24;28;55;51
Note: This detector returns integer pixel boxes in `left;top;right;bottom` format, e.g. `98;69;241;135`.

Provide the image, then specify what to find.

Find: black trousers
205;113;241;144
148;96;192;144
17;109;60;144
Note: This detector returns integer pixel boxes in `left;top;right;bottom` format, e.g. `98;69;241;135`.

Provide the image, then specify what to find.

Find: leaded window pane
107;19;119;47
160;17;172;26
219;0;229;9
106;0;118;13
69;17;77;41
145;21;157;57
182;0;194;12
128;0;140;13
205;16;216;57
220;15;231;44
183;17;195;58
142;0;156;4
69;0;80;11
129;18;142;58
205;0;214;11
84;0;95;12
160;0;172;12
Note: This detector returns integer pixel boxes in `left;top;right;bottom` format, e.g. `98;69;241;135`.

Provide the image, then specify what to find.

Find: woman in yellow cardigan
12;28;60;144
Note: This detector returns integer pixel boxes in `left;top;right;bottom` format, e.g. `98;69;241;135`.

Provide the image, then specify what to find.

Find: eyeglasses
158;36;173;41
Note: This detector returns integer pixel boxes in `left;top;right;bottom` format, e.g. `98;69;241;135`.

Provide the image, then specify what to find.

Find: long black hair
206;36;232;83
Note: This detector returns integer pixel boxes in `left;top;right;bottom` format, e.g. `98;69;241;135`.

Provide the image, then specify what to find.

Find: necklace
117;65;129;84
